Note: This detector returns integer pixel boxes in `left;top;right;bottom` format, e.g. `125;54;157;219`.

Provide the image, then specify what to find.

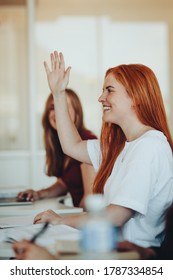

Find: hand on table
13;240;56;260
17;189;40;202
33;209;63;225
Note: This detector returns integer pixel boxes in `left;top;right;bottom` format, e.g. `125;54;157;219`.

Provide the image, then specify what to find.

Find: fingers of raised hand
59;52;65;71
53;51;65;71
65;66;71;81
44;61;50;75
51;52;55;71
44;51;64;74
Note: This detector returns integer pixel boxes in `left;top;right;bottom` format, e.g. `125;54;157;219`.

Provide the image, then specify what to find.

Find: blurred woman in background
18;89;97;207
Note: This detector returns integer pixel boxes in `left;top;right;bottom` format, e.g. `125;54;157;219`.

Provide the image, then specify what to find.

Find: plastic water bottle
80;194;117;253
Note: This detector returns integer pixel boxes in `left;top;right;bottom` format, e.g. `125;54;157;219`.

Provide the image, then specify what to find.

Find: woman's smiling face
98;73;133;125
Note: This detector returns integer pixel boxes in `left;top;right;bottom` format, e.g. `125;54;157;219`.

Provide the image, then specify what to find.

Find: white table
0;197;83;217
0;197;84;259
0;241;139;260
0;226;80;259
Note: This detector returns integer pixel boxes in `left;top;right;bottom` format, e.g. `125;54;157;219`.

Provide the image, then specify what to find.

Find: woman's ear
131;101;140;111
131;104;136;111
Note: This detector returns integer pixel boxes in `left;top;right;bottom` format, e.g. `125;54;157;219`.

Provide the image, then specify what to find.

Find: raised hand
44;51;71;97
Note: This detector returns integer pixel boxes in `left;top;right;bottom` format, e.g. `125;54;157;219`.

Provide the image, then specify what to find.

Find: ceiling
0;0;173;7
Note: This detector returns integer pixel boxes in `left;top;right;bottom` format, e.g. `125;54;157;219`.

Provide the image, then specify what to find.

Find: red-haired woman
33;51;173;249
17;89;97;208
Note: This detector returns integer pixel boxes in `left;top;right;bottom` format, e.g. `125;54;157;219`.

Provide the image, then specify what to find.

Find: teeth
103;106;111;111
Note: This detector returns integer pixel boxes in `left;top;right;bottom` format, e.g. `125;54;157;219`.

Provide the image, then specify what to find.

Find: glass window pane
36;1;101;149
0;3;28;150
101;18;170;115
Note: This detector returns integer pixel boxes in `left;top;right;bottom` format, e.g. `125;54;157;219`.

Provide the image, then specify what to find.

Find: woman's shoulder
132;130;172;161
140;130;171;151
79;129;98;140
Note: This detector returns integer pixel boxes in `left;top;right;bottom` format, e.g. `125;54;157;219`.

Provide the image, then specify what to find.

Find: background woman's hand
33;209;63;225
13;240;56;260
17;189;40;202
44;51;71;97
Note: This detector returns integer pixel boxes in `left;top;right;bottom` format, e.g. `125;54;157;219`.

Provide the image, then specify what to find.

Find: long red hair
93;64;173;193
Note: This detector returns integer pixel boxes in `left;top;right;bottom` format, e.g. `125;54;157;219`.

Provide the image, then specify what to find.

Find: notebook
0;197;32;206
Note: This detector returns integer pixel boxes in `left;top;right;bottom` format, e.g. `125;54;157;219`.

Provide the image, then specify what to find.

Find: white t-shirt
87;130;173;247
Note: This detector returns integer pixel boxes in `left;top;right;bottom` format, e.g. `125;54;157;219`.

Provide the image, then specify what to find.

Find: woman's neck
123;122;154;142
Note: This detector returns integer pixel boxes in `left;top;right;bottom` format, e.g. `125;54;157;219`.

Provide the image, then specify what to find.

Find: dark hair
42;88;85;177
159;204;173;259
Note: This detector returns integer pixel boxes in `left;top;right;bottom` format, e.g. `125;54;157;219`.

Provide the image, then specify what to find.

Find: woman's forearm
59;212;88;229
38;179;68;199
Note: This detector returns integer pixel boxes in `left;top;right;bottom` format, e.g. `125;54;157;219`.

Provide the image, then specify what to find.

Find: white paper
0;215;35;228
0;224;80;254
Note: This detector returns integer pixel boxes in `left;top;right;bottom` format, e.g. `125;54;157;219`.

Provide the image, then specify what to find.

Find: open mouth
103;105;111;112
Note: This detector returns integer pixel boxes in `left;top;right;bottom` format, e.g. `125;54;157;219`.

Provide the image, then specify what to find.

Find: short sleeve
87;139;101;172
106;138;164;215
110;158;154;215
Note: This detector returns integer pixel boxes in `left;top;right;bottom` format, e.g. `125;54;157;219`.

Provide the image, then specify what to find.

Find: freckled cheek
107;94;115;103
